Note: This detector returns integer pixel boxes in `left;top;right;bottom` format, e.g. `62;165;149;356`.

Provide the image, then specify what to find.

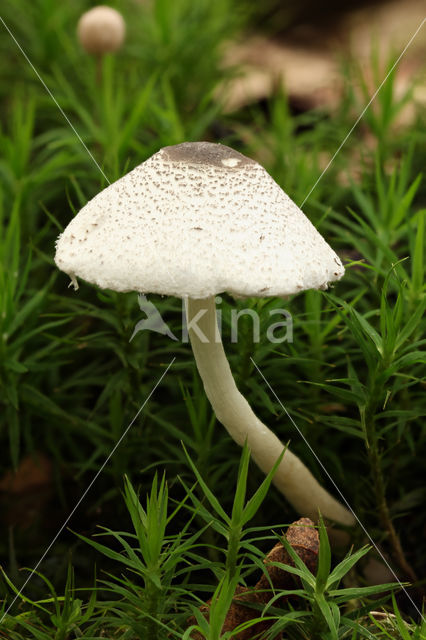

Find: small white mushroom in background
55;141;355;527
77;5;125;80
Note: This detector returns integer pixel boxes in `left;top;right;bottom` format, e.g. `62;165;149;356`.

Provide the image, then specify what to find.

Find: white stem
186;296;355;526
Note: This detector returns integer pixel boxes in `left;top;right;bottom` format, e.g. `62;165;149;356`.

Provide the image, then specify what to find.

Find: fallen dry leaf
219;0;426;124
0;452;53;529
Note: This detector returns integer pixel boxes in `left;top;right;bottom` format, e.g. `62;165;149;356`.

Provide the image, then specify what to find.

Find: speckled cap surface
55;142;344;298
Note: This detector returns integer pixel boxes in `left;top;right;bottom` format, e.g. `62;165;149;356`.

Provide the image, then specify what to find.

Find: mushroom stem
186;296;355;526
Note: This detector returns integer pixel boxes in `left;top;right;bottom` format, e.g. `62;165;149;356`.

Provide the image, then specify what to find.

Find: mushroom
55;141;354;526
77;6;125;82
77;6;126;55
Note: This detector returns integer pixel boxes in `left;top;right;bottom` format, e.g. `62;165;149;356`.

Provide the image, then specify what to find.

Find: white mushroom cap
77;6;126;55
55;142;344;298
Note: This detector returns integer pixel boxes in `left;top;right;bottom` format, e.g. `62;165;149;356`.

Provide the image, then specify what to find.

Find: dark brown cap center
162;141;255;169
